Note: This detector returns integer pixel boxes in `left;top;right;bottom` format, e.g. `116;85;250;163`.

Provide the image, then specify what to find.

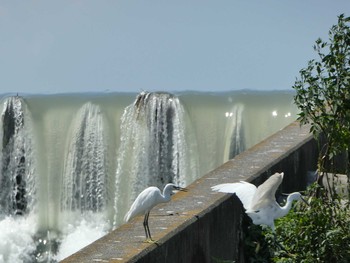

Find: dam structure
0;90;298;262
63;121;317;263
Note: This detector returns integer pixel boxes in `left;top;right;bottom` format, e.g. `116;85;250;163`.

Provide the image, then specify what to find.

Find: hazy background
0;1;349;94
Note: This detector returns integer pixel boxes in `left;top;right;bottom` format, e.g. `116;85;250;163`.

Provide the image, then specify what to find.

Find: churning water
0;90;297;262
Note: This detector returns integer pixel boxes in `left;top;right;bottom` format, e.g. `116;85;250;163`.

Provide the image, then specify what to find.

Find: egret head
288;192;309;205
164;183;187;196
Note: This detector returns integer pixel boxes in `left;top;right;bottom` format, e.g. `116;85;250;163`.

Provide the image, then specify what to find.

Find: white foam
0;214;37;263
54;212;109;261
0;211;110;262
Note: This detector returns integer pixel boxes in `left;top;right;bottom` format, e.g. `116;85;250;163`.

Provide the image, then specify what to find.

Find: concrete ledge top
209;121;313;183
61;121;313;263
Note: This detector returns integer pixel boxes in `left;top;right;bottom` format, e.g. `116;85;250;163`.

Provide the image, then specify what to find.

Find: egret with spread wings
212;172;307;230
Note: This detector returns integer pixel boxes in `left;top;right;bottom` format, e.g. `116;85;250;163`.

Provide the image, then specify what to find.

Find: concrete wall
61;121;318;263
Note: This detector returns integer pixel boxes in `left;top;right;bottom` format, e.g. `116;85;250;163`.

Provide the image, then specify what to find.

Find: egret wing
124;187;160;222
212;182;257;210
250;172;283;211
247;207;276;229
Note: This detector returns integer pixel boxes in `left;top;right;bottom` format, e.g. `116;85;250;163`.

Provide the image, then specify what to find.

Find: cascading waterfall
224;103;245;159
55;102;110;261
0;90;298;262
113;92;198;225
0;96;37;263
0;96;36;216
61;102;108;212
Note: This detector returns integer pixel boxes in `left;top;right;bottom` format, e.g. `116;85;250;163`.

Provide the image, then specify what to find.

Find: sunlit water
0;90;297;262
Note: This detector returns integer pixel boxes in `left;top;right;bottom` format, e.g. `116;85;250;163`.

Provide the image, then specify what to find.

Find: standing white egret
124;183;187;242
211;172;308;230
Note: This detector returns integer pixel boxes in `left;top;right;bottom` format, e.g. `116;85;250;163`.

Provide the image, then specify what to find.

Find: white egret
124;183;187;242
211;172;308;230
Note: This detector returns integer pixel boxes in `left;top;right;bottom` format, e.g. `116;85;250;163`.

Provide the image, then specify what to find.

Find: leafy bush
244;14;350;263
242;183;350;262
270;183;350;262
293;14;350;168
267;14;350;263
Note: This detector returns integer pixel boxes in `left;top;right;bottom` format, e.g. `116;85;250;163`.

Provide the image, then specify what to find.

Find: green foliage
241;14;350;263
269;183;350;262
290;13;350;260
243;224;273;263
242;182;350;262
293;14;350;163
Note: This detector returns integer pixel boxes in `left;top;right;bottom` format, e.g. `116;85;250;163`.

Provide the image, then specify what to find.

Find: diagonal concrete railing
61;121;317;263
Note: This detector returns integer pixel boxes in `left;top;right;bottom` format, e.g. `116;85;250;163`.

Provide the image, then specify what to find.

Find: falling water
0;96;37;263
0;96;36;216
224;103;245;159
56;102;111;261
0;90;297;262
113;92;198;225
61;102;108;212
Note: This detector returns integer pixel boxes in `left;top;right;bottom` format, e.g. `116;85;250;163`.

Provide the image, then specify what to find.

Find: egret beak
175;186;188;192
300;196;309;206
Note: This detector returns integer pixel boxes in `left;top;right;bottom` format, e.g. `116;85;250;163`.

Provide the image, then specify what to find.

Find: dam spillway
0;90;297;262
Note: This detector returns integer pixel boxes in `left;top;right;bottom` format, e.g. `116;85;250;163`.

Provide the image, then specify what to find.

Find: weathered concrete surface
61;121;317;263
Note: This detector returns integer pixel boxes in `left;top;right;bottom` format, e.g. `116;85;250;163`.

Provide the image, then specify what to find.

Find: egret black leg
142;211;157;243
145;212;153;241
143;212;150;240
